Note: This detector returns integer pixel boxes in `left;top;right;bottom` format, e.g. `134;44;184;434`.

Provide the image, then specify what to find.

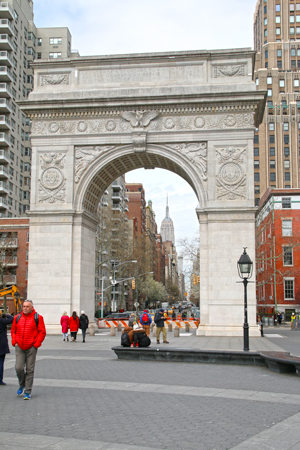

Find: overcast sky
32;0;255;247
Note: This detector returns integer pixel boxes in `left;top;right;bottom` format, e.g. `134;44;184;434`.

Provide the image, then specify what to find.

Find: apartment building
125;183;146;237
0;1;73;218
256;188;300;320
254;0;300;206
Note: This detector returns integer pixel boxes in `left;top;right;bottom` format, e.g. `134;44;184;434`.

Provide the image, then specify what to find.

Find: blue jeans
0;354;5;382
82;329;86;341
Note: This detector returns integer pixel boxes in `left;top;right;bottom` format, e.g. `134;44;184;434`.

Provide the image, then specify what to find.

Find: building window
291;4;295;11
255;198;260;207
284;122;289;131
297;15;300;22
264;5;267;13
269;123;275;131
254;173;260;182
27;231;29;242
285;172;290;181
49;52;62;59
277;49;282;57
37;52;41;59
276;28;281;35
270;135;275;143
270;160;276;169
291;16;295;23
255;185;260;194
49;38;62;45
26;250;28;261
284;135;289;144
277;60;282;68
264;18;267;25
267;100;273;107
282;197;291;208
284;160;290;169
254;147;259;156
283;247;293;265
295;79;300;87
291;27;295;35
256;78;259;86
270;147;275;156
254;160;259;169
276;4;280;12
284;279;294;299
282;220;292;236
267;89;272;97
270;173;276;181
265;50;268;59
292;60;296;68
254;135;259;144
292;48;297;57
297;27;300;34
37;38;42;46
276;16;281;23
284;147;290;156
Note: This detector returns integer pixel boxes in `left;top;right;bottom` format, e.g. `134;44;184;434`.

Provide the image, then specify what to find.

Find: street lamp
237;248;253;352
111;260;137;311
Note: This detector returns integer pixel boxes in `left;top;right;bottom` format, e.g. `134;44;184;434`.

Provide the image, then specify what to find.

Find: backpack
138;333;151;347
16;312;39;328
121;331;130;347
154;312;160;324
142;313;149;324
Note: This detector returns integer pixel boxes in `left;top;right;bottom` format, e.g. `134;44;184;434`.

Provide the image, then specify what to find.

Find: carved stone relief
164;143;207;181
215;147;246;200
131;132;147;152
40;74;70;86
38;153;67;203
75;145;116;183
213;65;246;78
31;112;254;136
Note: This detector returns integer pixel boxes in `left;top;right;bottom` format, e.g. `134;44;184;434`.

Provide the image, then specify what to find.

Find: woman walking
60;311;69;341
68;311;79;342
0;311;14;385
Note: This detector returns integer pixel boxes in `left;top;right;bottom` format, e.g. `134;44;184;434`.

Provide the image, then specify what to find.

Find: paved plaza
1;326;300;450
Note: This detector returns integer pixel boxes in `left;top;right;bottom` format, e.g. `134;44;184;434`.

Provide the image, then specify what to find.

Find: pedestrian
154;308;169;344
277;312;282;325
79;310;89;343
128;313;136;328
291;312;296;329
68;311;79;341
60;311;69;341
0;311;14;385
172;310;176;321
140;309;152;336
11;299;46;400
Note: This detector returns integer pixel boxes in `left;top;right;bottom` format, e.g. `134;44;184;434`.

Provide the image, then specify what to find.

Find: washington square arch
19;48;266;336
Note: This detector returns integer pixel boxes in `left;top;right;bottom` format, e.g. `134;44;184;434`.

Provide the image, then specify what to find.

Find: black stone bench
112;346;300;376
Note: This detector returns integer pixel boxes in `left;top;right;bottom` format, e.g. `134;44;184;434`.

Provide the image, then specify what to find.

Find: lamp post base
243;322;249;351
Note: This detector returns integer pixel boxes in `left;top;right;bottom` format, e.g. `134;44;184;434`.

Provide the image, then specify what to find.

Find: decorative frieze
75;145;116;183
30;112;254;136
40;74;70;86
213;65;246;78
38;152;67;203
215;147;247;200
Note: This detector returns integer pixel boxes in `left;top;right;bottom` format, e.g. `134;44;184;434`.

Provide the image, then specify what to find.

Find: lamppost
111;260;137;311
237;248;253;352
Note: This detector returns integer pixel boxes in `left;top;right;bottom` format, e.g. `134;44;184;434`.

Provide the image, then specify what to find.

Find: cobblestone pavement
1;329;300;450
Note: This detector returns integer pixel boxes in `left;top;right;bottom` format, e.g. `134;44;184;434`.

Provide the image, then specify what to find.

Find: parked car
104;312;133;320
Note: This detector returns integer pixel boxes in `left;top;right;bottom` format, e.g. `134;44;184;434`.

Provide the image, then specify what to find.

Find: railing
0;237;18;246
0;115;9;126
2;274;17;284
0;165;8;174
1;255;17;265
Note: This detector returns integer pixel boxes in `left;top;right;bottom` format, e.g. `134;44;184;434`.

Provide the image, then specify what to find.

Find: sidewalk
1;328;300;450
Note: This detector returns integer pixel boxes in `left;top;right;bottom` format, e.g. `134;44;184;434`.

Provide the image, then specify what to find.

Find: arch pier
20;49;266;335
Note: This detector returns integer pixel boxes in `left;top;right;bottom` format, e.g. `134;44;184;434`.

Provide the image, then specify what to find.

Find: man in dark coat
79;310;89;343
0;311;14;385
154;309;169;344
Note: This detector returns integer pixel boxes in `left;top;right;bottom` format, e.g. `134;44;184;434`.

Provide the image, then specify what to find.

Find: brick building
0;217;29;312
256;188;300;320
125;183;146;237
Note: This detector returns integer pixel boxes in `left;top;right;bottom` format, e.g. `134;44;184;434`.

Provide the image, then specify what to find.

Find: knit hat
81;310;85;314
159;308;164;312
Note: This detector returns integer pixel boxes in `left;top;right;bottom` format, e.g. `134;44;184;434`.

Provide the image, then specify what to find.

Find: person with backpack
79;310;89;343
0;311;14;385
140;309;152;336
154;309;169;344
11;299;46;400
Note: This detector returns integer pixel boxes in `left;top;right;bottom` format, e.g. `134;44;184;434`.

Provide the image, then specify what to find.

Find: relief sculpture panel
38;152;67;203
215;146;247;200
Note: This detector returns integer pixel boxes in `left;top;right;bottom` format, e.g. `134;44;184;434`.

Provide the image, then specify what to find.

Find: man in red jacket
11;299;46;400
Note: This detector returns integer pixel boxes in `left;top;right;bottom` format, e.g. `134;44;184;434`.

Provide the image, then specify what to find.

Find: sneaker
17;387;23;396
23;393;31;400
130;343;134;347
163;341;169;344
0;381;6;385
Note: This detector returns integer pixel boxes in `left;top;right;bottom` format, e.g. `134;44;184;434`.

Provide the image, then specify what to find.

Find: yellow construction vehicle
0;285;21;314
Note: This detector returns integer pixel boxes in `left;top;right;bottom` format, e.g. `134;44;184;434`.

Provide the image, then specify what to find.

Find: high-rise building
160;195;175;244
253;0;300;206
0;1;73;218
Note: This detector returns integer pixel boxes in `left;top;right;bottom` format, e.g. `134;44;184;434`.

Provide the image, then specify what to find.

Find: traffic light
197;276;200;284
193;274;197;285
132;278;135;289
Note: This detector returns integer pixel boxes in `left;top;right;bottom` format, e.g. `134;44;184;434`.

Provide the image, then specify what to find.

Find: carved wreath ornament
38;153;66;203
215;147;246;200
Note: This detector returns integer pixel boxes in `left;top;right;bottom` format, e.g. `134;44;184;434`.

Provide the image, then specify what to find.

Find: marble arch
20;48;266;335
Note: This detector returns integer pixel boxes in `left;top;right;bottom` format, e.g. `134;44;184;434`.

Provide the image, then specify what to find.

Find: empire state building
160;196;175;244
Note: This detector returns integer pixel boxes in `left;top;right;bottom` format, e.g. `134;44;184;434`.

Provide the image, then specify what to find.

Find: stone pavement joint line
4;377;300;405
0;432;163;450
